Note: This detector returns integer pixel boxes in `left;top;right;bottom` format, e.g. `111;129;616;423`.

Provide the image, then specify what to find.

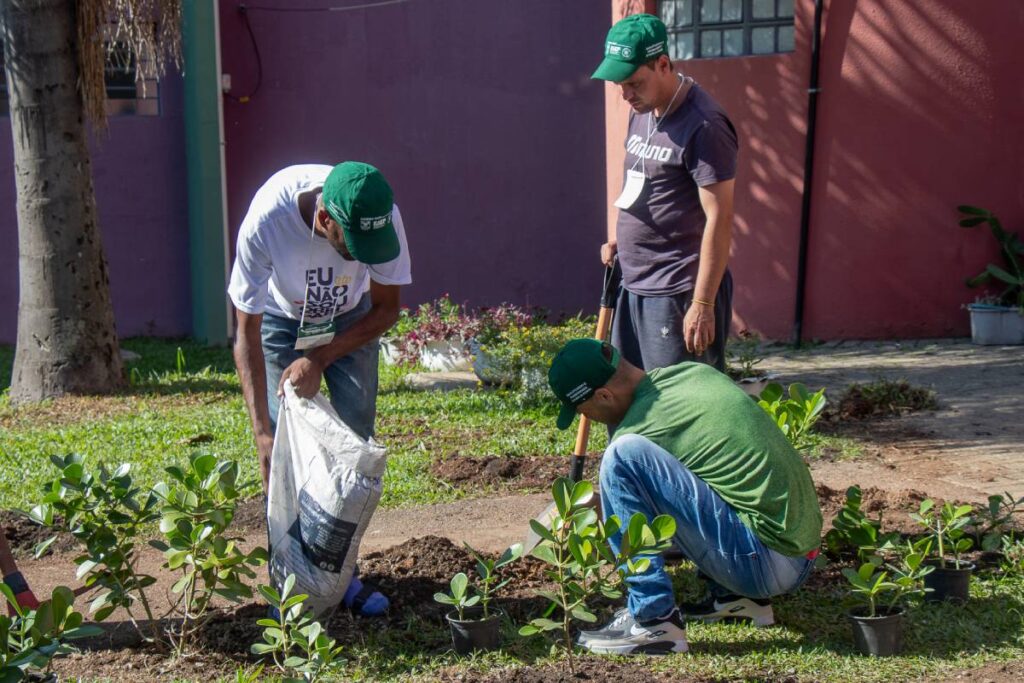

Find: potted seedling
843;542;932;657
958;205;1024;345
434;543;523;655
911;499;975;603
727;330;776;396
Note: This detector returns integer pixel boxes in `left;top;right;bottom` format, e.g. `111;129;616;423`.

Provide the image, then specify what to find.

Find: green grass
0;338;592;512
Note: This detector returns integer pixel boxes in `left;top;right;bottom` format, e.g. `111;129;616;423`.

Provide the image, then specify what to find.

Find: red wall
606;0;1024;340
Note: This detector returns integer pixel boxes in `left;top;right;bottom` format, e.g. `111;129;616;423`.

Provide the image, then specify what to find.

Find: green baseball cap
592;13;669;82
548;339;621;430
322;162;400;264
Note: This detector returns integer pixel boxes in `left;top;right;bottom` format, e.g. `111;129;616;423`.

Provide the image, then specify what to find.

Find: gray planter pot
848;606;904;657
968;304;1024;345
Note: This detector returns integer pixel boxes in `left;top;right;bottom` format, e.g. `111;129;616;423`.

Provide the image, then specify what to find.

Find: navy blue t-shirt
615;81;738;296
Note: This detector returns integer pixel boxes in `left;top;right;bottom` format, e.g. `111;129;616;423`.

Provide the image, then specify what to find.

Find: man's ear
656;54;673;74
593;386;615;403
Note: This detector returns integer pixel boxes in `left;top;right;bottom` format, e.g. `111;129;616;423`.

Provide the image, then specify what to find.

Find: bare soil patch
431;453;601;492
440;659;728;682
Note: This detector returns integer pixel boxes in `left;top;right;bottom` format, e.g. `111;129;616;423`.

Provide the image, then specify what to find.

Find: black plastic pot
446;606;504;655
847;606;904;657
25;674;58;683
924;561;975;603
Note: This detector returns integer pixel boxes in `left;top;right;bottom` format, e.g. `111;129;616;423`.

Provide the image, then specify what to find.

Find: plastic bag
266;381;387;617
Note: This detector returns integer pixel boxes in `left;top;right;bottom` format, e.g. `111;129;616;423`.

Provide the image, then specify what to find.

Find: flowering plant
392;295;481;365
473;303;543;347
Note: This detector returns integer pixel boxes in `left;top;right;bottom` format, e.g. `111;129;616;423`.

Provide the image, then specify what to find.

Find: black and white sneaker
679;594;774;627
576;607;688;655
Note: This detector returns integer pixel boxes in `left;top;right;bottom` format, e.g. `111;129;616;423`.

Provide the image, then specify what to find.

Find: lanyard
630;74;687;177
297;192;344;328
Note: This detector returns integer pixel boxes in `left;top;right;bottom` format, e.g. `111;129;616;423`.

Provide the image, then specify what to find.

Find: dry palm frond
77;0;183;128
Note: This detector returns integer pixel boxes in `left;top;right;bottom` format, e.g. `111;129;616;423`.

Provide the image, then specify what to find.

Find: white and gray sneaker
576;607;688;655
679;594;774;627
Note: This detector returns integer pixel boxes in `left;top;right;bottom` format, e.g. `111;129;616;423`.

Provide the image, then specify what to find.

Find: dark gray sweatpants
610;271;733;373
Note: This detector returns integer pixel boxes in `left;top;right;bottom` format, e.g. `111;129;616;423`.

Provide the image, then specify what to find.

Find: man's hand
256;432;274;491
683;300;715;356
600;241;618;266
278;356;324;399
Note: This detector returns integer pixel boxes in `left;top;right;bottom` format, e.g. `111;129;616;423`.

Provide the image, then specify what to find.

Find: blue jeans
599;434;814;621
261;295;379;440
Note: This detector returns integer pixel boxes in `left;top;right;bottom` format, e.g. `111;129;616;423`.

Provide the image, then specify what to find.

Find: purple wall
219;0;611;316
0;76;191;344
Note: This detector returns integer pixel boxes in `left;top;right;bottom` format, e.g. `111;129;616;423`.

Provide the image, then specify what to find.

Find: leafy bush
1;584;102;680
252;575;345;682
843;541;932;617
974;491;1024;551
912;500;974;569
391;295;481;365
473;304;542;347
757;382;827;451
824;485;898;561
31;455;161;642
1000;535;1024;577
150;453;267;653
958;205;1024;310
519;478;675;673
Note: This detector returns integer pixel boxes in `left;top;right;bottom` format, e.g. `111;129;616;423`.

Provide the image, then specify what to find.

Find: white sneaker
576;607;688;655
679;594;775;627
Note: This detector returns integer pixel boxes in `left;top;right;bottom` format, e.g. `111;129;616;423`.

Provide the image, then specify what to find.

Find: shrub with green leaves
824;485;899;561
911;499;974;569
30;455;161;641
252;575;345;683
1000;535;1024;577
519;478;675;673
974;491;1023;552
433;572;479;621
958;205;1024;310
150;452;268;653
464;542;523;618
843;541;932;617
757;382;827;451
1;584;103;680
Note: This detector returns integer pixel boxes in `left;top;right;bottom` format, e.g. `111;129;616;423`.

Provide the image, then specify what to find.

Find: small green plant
462;542;524;618
1000;535;1024;577
974;491;1024;551
231;664;265;683
836;379;938;419
1;584;103;680
175;346;187;374
30;455;162;643
252;575;345;683
757;382;827;451
726;329;765;380
824;486;898;560
912;499;975;569
150;453;268;653
519;478;675;673
958;205;1024;310
843;542;932;617
433;572;479;621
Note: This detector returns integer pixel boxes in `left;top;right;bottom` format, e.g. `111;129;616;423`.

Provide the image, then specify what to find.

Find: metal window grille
0;39;160;117
659;0;795;60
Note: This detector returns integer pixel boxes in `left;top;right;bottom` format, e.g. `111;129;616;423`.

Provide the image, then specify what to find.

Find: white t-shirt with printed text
228;164;412;322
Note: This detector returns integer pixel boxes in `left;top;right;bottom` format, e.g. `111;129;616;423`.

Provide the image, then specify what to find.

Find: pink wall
219;0;611;317
606;0;1024;340
0;76;191;344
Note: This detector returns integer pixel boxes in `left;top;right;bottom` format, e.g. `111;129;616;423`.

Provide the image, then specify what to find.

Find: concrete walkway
760;339;1024;500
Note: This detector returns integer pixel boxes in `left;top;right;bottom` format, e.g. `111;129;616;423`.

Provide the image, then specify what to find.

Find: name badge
294;320;335;351
614;169;647;209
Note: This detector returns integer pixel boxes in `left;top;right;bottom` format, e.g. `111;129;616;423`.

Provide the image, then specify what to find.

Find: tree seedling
757;382;827;451
911;499;975;569
433;572;479;622
464;542;523;619
824;485;899;560
975;492;1024;551
518;477;675;673
252;575;345;683
843;541;932;618
149;452;268;654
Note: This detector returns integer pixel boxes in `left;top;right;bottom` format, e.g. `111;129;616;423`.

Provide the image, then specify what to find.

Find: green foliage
911;499;975;569
231;664;265;683
726;329;765;380
0;584;102;680
519;477;675;672
823;485;898;561
252;575;345;682
958;205;1024;309
463;542;524;618
433;572;480;622
836;379;938;419
975;491;1024;552
757;382;827;451
30;455;161;641
842;541;933;617
1000;535;1024;577
149;452;267;653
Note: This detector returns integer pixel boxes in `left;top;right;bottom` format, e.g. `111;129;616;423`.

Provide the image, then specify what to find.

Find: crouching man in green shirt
547;339;822;655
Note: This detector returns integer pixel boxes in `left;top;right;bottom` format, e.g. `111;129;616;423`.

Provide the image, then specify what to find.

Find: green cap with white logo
592;13;669;82
548;339;621;430
322;162;400;264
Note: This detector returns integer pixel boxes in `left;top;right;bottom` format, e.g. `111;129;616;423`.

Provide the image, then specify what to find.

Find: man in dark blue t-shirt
593;13;739;373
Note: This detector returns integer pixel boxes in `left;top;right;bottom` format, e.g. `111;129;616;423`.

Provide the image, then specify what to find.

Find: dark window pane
701;0;721;23
751;26;775;54
778;25;795;52
722;0;742;22
700;29;722;57
723;28;743;56
752;0;775;19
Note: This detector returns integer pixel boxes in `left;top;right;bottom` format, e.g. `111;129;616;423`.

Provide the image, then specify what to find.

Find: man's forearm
306;304;399;370
234;332;273;438
692;211;732;304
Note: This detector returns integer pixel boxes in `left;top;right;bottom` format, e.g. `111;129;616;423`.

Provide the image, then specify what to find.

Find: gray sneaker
679;594;774;627
576;607;688;655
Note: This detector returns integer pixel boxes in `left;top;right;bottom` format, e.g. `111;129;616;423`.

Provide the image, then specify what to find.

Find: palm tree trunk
1;0;123;403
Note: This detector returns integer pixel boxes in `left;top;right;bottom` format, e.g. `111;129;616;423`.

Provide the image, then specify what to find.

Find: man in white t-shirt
228;162;412;494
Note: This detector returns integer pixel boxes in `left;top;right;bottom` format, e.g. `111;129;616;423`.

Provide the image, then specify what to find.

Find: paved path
760;339;1024;500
